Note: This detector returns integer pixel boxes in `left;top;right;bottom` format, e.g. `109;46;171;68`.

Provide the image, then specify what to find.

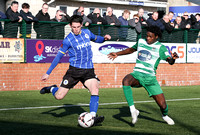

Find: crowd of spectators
0;1;200;40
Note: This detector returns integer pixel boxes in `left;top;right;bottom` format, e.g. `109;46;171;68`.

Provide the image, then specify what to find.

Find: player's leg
40;66;79;100
40;85;70;100
122;74;140;124
152;94;175;125
84;78;99;117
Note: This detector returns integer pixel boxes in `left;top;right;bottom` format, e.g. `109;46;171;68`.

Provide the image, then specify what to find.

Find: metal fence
0;19;200;43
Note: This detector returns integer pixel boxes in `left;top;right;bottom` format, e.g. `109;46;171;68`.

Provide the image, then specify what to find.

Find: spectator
118;9;130;40
191;13;200;29
51;10;70;39
87;8;107;36
19;3;38;38
104;7;121;26
168;11;174;23
138;8;147;27
118;9;130;26
103;7;121;41
156;14;174;33
181;12;192;29
147;11;159;26
87;8;107;25
4;1;22;38
173;16;185;29
127;14;141;41
0;11;7;35
34;3;51;39
73;6;91;26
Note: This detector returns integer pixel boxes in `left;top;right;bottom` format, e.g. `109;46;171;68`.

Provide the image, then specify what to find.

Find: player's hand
41;74;49;82
170;51;179;59
104;35;111;40
107;52;117;61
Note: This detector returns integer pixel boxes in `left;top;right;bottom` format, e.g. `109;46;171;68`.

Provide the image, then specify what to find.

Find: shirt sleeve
131;41;138;50
88;29;105;43
159;45;171;60
59;38;70;54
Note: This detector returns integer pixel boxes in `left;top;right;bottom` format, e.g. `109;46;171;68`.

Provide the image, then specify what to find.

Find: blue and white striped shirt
60;29;105;69
46;29;105;75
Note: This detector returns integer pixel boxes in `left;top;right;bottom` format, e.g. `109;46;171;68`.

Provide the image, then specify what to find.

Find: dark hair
22;3;30;9
169;11;174;15
69;15;83;25
195;13;200;16
147;26;162;39
11;1;18;6
42;3;48;7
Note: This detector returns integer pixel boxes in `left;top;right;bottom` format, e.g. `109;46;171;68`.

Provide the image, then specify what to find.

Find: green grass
0;86;200;135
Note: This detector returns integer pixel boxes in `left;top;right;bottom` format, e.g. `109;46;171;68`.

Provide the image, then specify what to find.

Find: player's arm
41;51;65;81
166;51;179;65
107;42;138;61
89;30;111;43
41;41;69;82
108;48;136;61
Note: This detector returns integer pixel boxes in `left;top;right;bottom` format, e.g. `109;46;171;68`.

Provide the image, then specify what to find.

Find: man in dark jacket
173;16;185;29
34;3;51;39
156;15;174;33
51;10;70;39
104;7;121;26
73;6;91;26
4;1;22;38
20;3;38;38
118;9;130;40
87;8;107;35
87;8;107;25
191;13;200;29
147;11;159;26
0;11;7;35
181;12;192;29
104;7;121;40
138;8;148;27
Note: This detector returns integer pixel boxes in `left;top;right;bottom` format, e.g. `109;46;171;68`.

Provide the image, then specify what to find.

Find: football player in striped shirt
108;26;179;125
40;15;111;126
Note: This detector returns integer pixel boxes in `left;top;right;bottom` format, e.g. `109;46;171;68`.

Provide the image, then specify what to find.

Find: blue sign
99;44;129;55
169;6;200;20
129;1;144;6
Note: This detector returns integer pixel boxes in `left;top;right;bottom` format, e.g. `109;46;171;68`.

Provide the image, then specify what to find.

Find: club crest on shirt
85;34;89;39
138;50;152;61
63;79;68;85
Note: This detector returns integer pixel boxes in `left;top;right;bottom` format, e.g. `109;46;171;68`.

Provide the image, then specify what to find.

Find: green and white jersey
132;39;170;76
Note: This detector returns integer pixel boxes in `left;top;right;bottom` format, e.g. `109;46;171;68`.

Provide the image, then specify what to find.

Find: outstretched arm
107;47;136;61
166;51;179;65
41;51;64;81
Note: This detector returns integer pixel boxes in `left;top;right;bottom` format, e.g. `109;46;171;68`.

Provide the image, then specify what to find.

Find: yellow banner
0;38;24;62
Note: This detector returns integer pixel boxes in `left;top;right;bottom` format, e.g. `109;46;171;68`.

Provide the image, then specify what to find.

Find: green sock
123;86;134;106
161;104;168;116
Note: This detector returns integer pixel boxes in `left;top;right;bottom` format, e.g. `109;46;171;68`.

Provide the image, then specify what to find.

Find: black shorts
60;65;100;89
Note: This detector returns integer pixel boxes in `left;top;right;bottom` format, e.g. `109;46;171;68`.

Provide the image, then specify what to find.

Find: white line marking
0;98;200;111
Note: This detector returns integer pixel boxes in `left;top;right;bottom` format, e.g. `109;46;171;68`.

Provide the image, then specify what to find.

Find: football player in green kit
108;26;179;125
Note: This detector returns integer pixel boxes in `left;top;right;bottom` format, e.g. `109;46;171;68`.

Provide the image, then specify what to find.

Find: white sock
90;112;96;117
50;87;55;93
130;105;136;112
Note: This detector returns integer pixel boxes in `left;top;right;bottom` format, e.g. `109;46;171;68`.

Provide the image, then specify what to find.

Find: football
78;112;94;128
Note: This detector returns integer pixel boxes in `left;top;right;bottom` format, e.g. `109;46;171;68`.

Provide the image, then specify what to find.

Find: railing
0;19;199;43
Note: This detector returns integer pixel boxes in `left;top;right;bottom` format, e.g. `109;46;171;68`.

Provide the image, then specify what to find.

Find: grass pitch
0;85;200;135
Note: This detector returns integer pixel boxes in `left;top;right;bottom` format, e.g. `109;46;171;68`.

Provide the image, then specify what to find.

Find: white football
78;112;94;128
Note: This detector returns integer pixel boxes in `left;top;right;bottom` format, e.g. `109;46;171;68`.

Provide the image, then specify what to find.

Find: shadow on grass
41;104;86;117
0;120;163;135
113;106;165;126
